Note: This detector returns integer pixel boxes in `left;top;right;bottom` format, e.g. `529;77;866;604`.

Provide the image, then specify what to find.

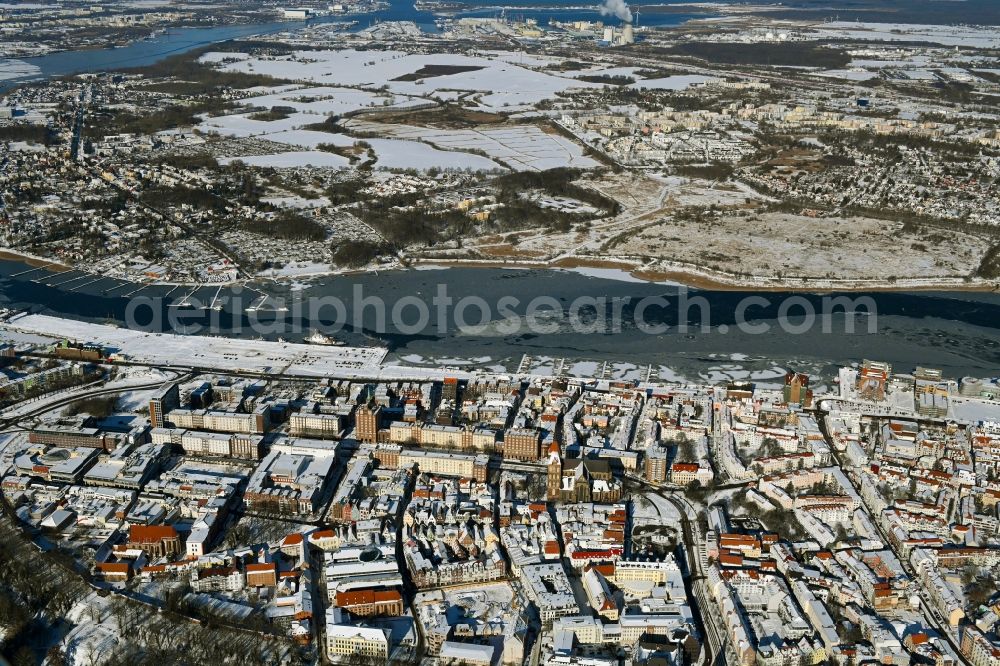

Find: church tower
546;441;562;502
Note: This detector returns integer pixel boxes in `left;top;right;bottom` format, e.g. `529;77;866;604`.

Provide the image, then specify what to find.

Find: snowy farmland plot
194;85;419;140
197;104;506;171
357;137;504;171
346;119;600;171
192;48;604;172
201;48;602;112
218;150;352;168
628;74;717;90
814;22;1000;49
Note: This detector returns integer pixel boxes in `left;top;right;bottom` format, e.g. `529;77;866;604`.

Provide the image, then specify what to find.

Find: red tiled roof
720;534;758;547
96;562;130;573
592;563;615;577
310;529;336;540
198;567;235;579
603;529;625;542
335;588;402;607
571;548;623;560
129;524;178;544
247;562;277;573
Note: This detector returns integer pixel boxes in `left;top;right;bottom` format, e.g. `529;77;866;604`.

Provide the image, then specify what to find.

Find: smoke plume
598;0;632;23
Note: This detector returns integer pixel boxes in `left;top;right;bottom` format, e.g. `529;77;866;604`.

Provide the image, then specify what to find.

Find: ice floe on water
0;58;41;81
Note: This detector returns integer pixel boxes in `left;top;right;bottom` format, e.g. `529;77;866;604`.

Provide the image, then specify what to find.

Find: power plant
602;21;635;46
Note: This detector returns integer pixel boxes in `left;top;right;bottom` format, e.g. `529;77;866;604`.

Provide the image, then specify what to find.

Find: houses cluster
402;474;507;588
0;74;396;282
739;127;1000;228
713;374;828;483
638;385;715;487
0;357;89;404
3;351;1000;663
563;105;757;166
819;361;1000;663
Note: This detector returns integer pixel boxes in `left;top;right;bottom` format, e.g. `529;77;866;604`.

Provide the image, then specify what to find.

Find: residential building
504;427;542;461
356;404;381;443
326;623;389;659
148;382;180;429
334;588;405;617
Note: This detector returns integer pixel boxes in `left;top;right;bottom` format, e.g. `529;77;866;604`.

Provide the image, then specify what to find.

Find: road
0;376;107;422
0;372;188;428
817;417;973;666
629;474;725;666
393;467;426;663
69;84;90;161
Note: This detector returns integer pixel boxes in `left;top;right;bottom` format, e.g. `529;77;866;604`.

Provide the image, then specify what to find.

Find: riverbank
0;19;246;62
0;249;71;272
0;14;361;92
6;259;1000;383
258;256;1000;294
406;256;1000;293
4;245;995;294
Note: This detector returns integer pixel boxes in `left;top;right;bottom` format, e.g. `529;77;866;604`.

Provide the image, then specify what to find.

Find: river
0;0;706;89
2;3;997;384
2;260;1000;386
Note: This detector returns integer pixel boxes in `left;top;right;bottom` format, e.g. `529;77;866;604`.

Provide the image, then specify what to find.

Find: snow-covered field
198;111;302;138
850;56;932;69
362;137;503;170
191;47;617;170
200;48;601;111
242;85;422;115
4;140;47;152
901;69;936;81
629;74;716;90
816;22;1000;48
568;65;643;79
257;260;336;277
262;194;330;209
346;119;599;171
206;125;504;171
63;592;120;666
220;150;351;168
262;128;352;147
198;105;506;172
612;208;990;282
481;50;565;68
817;69;879;81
